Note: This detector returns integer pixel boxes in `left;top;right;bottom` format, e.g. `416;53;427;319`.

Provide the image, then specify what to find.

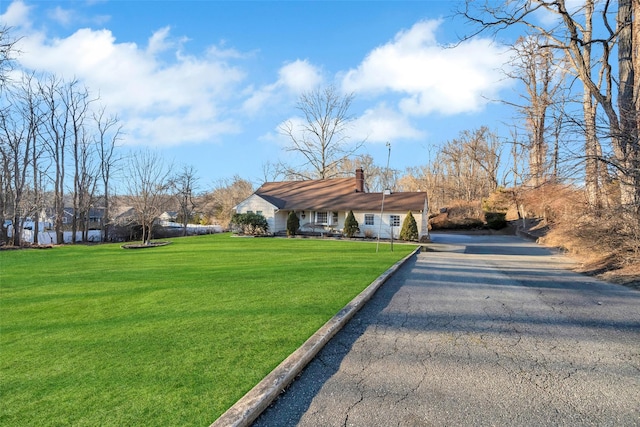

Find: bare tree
173;165;199;236
399;144;447;210
93;106;122;242
0;74;43;245
334;154;395;192
0;26;20;243
124;149;173;245
259;160;284;184
0;25;19;91
0;140;10;243
462;0;639;211
509;34;566;187
279;85;363;180
580;0;609;209
399;162;443;209
616;0;638;210
398;128;501;209
61;79;95;242
634;0;640;139
439;127;502;202
462;127;502;193
39;74;69;244
0;97;29;245
76;129;99;241
201;176;253;228
17;74;46;244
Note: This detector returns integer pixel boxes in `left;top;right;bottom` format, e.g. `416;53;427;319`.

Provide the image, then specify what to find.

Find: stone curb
210;247;421;427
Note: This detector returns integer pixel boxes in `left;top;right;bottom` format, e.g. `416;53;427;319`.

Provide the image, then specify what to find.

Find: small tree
400;211;419;241
125;149;173;245
343;210;359;238
173;165;199;237
286;211;299;236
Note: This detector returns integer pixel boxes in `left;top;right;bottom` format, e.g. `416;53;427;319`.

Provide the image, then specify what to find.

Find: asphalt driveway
253;233;640;426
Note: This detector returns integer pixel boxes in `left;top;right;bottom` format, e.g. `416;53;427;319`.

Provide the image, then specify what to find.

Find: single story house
235;168;430;240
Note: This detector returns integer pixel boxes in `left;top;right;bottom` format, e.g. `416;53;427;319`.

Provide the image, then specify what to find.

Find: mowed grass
0;234;414;426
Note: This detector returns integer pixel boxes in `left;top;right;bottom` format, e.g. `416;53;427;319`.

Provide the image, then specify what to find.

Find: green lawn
0;234;414;426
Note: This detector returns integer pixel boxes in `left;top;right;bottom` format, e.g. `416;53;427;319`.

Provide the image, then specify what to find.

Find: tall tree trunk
617;0;639;209
54;158;64;244
633;0;640;215
634;0;640;137
581;1;603;210
31;137;39;244
103;185;109;242
584;90;602;209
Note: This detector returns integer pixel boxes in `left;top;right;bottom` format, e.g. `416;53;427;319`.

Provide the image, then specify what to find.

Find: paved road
253;233;640;426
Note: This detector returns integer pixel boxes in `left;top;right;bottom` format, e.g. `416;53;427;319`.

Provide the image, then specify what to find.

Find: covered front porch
274;210;345;236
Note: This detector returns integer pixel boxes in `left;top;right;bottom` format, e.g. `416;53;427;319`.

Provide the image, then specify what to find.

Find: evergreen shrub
484;212;507;230
343;210;360;238
399;211;419;241
286;211;299;236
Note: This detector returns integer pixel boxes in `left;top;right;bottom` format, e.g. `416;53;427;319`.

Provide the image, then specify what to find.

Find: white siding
353;211;425;239
273;211;288;232
235;195;278;234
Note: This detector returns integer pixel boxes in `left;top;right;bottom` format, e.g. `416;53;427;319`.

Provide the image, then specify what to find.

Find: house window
256;211;263;216
316;211;328;224
364;214;374;226
247;210;254;214
332;212;338;224
390;215;400;227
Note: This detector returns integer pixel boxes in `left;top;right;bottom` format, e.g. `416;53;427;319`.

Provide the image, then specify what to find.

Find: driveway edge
210;246;421;427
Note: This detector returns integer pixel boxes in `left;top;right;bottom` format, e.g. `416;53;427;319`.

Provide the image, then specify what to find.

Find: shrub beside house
400;211;419;241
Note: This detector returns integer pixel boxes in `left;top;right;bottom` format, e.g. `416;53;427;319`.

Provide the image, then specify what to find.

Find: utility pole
376;142;391;253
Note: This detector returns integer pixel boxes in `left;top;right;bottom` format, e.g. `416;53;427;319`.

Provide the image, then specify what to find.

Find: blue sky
1;0;523;188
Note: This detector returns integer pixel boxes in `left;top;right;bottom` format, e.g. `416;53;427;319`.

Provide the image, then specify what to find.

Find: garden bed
121;241;171;249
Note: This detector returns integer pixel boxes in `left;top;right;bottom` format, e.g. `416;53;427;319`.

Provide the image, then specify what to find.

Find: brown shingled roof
255;177;427;212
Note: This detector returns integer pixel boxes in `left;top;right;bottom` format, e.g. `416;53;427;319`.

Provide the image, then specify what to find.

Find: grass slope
0;234;413;426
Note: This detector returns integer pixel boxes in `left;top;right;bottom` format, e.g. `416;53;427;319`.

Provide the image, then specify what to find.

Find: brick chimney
355;168;365;192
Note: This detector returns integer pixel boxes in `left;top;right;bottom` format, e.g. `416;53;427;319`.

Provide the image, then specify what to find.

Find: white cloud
48;6;74;26
342;19;510;116
206;42;248;60
351;104;424;143
11;15;248;147
278;59;323;93
0;0;32;28
242;86;274;116
146;26;174;55
243;59;323;114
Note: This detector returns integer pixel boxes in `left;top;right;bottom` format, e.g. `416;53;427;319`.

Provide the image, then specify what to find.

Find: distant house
39;207;104;228
235;168;429;240
159;211;178;222
112;206;136;225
